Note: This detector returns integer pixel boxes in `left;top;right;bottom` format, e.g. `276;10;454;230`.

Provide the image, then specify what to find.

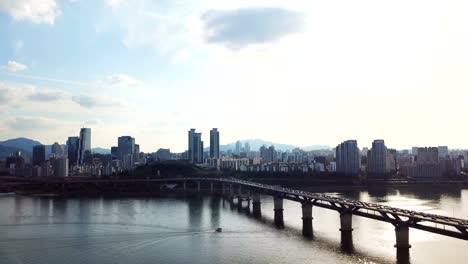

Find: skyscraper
336;140;360;176
235;141;241;154
367;139;387;177
188;129;203;164
111;146;119;157
53;157;69;177
67;137;80;166
260;145;276;163
51;142;63;157
438;146;449;159
413;147;441;179
118;136;135;169
32;145;46;166
244;142;251;153
417;147;439;165
78;128;91;165
135;144;140;154
118;136;135;156
134;144;141;164
209;128;220;158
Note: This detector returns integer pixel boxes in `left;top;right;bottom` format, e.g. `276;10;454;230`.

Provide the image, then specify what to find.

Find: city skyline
1;1;468;152
0;130;460;154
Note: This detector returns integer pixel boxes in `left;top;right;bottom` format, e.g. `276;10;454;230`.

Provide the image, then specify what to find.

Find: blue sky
1;0;468;152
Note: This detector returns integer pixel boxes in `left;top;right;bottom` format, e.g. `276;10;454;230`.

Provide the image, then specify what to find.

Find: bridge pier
238;185;242;196
273;196;284;226
394;223;410;249
339;212;353;233
246;189;251;204
394;223;411;261
339;212;354;251
221;184;226;196
237;198;244;211
229;184;234;202
252;193;261;217
183;181;186;191
302;202;313;237
210;182;214;194
197;181;201;193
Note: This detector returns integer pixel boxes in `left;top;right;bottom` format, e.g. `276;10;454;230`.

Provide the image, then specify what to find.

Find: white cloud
71;94;124;108
202;7;306;49
97;0;203;56
27;90;64;102
104;74;144;87
7;116;62;131
105;0;126;8
84;119;101;125
0;89;10;103
0;82;67;111
0;81;122;110
0;0;60;25
0;82;26;103
1;116;80;144
2;61;28;72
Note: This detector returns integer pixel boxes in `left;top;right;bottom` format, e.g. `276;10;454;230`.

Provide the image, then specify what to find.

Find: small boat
216;228;222;232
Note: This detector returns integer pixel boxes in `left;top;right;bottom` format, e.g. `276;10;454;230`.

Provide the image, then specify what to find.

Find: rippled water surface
0;186;467;264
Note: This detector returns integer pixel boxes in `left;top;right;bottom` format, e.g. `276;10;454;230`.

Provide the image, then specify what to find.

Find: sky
0;0;468;152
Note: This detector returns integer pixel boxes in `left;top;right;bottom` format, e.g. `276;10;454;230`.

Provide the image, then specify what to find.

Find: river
0;186;467;264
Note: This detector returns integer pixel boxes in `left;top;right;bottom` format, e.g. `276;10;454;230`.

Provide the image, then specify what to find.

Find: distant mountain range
0;137;110;160
205;139;330;152
0;138;42;151
92;147;111;154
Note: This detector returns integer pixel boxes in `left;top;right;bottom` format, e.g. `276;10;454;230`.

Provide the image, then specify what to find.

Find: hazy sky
1;0;467;152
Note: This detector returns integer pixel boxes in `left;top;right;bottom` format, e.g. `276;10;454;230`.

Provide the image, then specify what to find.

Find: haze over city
1;0;468;152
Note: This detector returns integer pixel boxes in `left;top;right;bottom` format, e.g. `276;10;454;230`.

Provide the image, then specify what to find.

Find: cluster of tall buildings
2;124;468;181
335;139;397;177
66;128;91;167
367;140;388;176
188;128;220;164
110;136;143;170
398;146;462;179
334;139;465;179
189;128;334;172
336;140;360;176
2;127;152;178
8;127;94;178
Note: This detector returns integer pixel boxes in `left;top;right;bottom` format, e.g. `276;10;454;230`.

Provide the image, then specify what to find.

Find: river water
0;186;467;264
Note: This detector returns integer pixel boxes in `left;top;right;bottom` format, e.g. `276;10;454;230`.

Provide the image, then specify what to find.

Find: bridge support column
340;212;354;251
252;193;261;217
339;212;353;233
183;181;186;191
237;198;243;210
273;196;284;226
238;185;242;196
302;202;313;237
229;184;234;203
394;223;410;249
210;182;214;194
221;184;226;196
197;181;201;193
394;223;411;261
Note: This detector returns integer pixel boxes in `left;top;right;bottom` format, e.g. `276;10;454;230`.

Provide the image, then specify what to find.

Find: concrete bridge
2;176;468;261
